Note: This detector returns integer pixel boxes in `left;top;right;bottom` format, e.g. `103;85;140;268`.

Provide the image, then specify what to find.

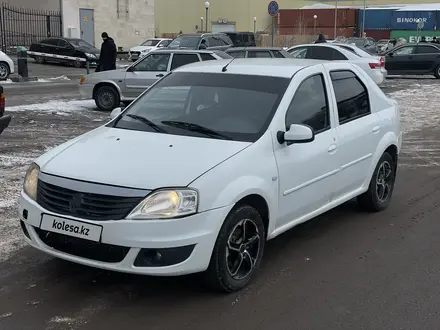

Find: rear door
170;53;200;70
413;44;440;72
385;45;416;73
124;52;171;98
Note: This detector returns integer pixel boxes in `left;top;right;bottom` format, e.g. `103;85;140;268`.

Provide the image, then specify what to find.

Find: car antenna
222;46;249;72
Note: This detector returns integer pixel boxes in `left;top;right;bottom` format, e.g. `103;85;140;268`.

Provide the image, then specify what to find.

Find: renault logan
19;59;402;292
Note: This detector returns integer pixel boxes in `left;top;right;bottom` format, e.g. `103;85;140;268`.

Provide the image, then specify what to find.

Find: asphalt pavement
1;77;440;330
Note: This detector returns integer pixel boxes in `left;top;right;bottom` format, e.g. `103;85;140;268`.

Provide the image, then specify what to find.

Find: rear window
213;51;233;59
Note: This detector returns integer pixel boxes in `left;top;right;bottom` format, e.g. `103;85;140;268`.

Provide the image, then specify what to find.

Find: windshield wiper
161;120;232;140
125;114;168;133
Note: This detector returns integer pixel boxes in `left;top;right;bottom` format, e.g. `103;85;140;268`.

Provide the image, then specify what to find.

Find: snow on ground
6;99;96;113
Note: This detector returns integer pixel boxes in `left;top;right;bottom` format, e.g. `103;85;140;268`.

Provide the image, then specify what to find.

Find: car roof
145;38;172;41
179;33;224;37
227;47;283;51
173;58;328;78
149;49;217;54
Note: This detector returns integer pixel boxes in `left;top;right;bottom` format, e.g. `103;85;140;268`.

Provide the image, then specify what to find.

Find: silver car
225;47;292;58
79;49;232;111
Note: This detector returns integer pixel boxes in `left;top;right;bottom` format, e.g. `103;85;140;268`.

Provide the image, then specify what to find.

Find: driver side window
285;74;330;134
133;53;170;72
393;46;415;55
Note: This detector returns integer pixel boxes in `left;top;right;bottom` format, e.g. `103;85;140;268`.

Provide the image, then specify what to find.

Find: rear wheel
204;205;265;293
435;65;440;79
0;62;10;80
73;60;84;68
357;152;396;212
35;56;46;64
94;85;120;111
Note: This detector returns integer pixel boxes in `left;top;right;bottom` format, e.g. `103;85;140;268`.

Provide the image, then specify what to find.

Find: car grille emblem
69;193;83;212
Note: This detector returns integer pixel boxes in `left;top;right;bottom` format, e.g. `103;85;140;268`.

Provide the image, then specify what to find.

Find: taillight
380;56;385;67
368;62;381;69
0;91;5;117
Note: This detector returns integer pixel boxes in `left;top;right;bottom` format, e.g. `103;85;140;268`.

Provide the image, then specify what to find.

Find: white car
288;44;387;85
129;38;172;62
0;51;14;80
19;59;402;292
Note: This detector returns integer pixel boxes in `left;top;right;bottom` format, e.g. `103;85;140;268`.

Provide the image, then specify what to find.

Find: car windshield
69;39;94;49
112;72;289;142
168;36;201;49
141;39;160;46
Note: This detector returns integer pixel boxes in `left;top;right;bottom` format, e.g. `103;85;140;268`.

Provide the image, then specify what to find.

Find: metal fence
0;3;62;54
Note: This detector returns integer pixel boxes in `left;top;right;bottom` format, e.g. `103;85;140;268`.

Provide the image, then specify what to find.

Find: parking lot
0;76;440;329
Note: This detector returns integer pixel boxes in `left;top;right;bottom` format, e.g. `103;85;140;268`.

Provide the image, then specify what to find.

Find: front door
272;67;339;229
413;44;440;72
385;45;416;73
79;8;95;46
124;53;171;98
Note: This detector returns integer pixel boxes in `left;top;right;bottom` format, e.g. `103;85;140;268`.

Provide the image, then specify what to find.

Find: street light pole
313;15;317;37
361;0;366;38
253;17;257;33
334;0;338;39
201;17;204;32
204;1;210;32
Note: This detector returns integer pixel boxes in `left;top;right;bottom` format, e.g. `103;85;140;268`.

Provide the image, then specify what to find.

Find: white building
61;0;155;50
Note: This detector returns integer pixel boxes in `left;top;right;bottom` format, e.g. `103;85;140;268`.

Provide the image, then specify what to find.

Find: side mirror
158;44;164;48
110;107;123;119
277;124;314;145
199;44;207;50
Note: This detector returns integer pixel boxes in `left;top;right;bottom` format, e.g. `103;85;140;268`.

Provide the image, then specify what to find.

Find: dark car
223;32;256;47
29;37;100;68
384;43;440;78
225;47;291;58
345;37;377;54
167;33;233;51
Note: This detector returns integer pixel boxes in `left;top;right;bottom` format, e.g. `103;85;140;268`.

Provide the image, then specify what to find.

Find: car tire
73;60;84;68
204;205;266;293
357;152;396;212
35;56;46;64
434;65;440;79
0;62;10;81
94;85;120;111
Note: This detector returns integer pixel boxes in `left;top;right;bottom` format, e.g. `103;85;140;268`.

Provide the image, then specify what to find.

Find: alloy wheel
226;218;261;280
376;160;393;203
0;64;8;79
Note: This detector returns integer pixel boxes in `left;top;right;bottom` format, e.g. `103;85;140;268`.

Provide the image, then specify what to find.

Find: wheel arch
234;194;270;239
92;81;122;99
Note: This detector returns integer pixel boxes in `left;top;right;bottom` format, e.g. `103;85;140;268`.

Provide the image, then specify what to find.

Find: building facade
154;0;440;36
3;0;60;10
62;0;155;50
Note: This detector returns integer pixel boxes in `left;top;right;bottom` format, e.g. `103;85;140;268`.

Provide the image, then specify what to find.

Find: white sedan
19;59;401;292
0;50;14;80
288;43;387;85
129;38;172;62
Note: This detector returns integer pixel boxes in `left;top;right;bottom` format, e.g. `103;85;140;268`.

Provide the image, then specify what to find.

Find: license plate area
40;214;103;242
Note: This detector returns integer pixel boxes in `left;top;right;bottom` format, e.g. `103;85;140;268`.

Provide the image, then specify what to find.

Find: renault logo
69;194;83;212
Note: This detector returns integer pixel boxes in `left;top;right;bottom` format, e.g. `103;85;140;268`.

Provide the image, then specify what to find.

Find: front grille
131;51;140;56
37;180;144;221
35;228;130;263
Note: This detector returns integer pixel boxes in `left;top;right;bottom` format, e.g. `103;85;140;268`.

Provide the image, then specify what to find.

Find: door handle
328;144;337;153
373;125;380;133
156;74;164;77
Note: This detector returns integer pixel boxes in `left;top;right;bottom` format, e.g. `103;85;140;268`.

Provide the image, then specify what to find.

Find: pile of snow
37;75;71;83
6;99;96;113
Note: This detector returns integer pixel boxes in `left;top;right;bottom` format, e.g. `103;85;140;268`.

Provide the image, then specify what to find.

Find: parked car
334;43;387;69
167;33;233;51
0;86;10;135
129;38;172;62
0;51;14;80
20;58;402;292
345;37;377;54
79;49;232;110
223;32;256;47
225;47;291;58
376;39;393;54
28;37;100;68
383;43;440;78
287;44;387;85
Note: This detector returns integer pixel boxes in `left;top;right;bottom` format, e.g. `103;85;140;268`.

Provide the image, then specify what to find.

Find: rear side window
57;39;70;47
330;70;370;124
170;53;200;70
43;38;58;45
228;51;245;58
417;45;440;54
248;51;271;58
200;53;216;61
271;50;285;58
308;47;347;60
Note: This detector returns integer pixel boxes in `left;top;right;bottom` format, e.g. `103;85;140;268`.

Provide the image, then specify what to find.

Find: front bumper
19;191;230;276
79;84;94;99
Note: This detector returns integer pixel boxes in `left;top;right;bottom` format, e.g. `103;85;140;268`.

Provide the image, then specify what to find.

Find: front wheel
94;85;120;111
73;60;84;68
357;152;396;212
204;205;265;293
35;56;46;64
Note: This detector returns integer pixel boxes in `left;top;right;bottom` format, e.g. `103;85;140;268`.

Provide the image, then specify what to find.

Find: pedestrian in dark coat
314;33;327;44
96;32;117;72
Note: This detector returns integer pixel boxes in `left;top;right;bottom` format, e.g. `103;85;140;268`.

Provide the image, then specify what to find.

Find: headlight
85;53;96;58
127;189;198;220
23;163;39;201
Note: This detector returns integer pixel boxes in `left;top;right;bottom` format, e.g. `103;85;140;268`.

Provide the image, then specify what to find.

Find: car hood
130;46;154;52
39;127;250;189
84;69;126;81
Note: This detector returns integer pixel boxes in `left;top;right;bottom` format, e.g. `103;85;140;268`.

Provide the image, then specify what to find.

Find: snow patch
37;75;71;83
6;99;96;113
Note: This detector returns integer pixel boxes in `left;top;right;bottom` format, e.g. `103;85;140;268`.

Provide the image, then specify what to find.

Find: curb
10;76;38;82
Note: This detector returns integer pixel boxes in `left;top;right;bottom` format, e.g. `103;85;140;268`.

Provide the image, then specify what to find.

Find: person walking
96;32;117;72
314;33;327;44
